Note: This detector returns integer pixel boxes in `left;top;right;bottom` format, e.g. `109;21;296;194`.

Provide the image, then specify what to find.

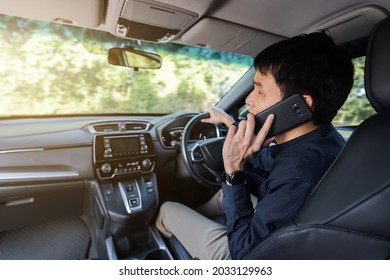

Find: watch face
231;171;247;185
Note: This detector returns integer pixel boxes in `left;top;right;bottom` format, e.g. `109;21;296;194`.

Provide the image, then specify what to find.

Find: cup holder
111;226;173;260
144;249;171;260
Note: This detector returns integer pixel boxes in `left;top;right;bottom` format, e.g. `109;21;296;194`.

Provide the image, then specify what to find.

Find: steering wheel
180;112;225;190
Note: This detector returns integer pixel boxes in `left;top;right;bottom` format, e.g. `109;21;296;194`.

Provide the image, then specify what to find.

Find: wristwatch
222;170;247;185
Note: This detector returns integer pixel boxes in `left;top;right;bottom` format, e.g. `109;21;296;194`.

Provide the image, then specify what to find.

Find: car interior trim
0;170;80;181
0;148;45;154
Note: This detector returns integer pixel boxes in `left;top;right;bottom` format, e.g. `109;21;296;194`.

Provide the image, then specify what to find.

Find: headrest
365;17;390;113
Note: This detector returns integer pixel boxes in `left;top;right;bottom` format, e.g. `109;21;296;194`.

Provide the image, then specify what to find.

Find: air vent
88;121;150;133
93;123;119;132
125;122;147;131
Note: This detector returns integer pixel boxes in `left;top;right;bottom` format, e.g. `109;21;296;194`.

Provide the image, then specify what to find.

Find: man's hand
222;113;274;174
201;107;235;127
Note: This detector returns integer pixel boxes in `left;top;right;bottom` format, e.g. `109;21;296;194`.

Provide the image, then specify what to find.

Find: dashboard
2;113;221;183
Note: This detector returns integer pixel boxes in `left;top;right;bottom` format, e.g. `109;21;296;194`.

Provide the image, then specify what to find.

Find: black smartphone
254;93;313;137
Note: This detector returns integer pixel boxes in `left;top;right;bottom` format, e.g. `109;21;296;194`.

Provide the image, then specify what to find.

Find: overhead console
116;0;198;42
94;133;156;179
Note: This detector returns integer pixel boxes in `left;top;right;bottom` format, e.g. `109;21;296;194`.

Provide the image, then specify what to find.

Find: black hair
253;32;354;125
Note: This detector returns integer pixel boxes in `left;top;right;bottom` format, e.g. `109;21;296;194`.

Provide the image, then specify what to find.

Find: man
156;32;354;259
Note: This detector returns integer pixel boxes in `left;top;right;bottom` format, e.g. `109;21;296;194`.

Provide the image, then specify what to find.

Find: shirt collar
269;124;333;158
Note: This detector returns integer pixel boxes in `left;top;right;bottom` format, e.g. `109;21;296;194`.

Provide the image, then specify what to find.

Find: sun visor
0;0;104;27
315;5;389;44
116;0;198;42
180;18;285;57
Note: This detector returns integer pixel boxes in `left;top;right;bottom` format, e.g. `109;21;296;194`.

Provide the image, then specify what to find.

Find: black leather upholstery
168;17;390;260
245;112;390;259
365;17;390;112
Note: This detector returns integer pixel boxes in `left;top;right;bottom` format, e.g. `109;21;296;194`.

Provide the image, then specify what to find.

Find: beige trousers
155;190;257;260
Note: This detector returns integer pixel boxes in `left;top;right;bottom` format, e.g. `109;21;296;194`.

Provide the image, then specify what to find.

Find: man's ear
302;94;314;108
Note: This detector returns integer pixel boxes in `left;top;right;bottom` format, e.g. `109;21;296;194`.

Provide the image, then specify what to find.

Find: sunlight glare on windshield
0;14;253;116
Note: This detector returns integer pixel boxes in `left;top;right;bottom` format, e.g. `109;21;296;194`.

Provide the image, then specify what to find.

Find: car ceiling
0;0;389;57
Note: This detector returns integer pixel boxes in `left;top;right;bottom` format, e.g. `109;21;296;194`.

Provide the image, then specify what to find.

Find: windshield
0;14;253;117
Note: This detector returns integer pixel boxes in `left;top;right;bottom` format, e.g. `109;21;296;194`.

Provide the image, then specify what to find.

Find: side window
333;56;375;127
333;56;375;139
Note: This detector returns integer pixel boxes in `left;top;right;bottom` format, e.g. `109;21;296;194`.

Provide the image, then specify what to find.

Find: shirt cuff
221;182;253;211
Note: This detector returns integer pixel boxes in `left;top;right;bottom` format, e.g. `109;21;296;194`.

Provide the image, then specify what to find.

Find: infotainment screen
110;136;139;153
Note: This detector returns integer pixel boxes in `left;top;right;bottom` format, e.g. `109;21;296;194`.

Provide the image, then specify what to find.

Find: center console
93;132;172;259
94;133;155;179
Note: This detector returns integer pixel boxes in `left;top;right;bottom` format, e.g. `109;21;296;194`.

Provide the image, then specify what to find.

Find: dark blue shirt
221;124;345;259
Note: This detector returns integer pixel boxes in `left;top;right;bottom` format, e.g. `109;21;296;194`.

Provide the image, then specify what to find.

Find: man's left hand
222;113;274;174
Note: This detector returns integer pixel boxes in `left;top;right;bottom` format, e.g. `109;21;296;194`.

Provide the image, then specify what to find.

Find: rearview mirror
108;47;162;70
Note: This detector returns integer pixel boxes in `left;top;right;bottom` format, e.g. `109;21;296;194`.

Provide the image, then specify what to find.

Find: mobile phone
254;93;313;137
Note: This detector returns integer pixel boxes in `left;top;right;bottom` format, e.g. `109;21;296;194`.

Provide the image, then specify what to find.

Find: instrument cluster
160;122;219;148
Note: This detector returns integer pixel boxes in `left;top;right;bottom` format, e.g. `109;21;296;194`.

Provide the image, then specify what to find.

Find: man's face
245;71;282;115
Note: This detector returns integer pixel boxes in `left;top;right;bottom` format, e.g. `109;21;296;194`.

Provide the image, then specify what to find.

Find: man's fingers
254;114;274;147
226;121;238;138
245;113;256;138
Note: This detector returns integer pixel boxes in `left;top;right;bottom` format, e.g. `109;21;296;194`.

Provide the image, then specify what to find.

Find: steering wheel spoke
189;142;204;163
